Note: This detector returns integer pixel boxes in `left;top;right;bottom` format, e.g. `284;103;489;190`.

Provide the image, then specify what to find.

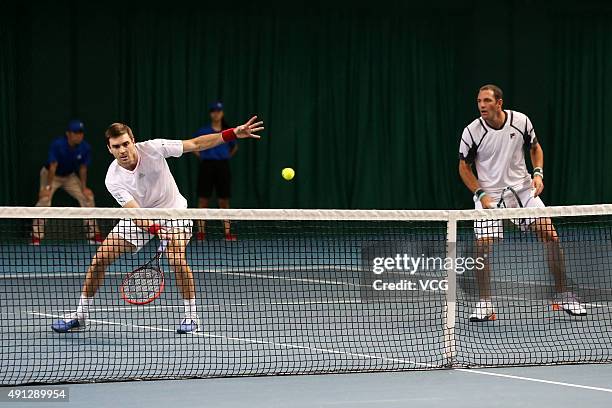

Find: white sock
184;299;197;320
479;298;492;306
76;295;93;319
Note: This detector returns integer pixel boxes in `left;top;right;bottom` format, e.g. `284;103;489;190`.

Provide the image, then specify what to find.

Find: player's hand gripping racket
120;240;168;305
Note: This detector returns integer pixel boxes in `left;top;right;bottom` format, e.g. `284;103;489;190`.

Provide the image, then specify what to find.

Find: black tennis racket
120;240;168;305
493;186;529;229
496;186;524;209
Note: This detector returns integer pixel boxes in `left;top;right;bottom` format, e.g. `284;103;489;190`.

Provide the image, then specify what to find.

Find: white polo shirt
459;110;538;193
105;139;187;209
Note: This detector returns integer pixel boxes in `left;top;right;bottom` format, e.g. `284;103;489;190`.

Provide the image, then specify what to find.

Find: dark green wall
2;0;612;209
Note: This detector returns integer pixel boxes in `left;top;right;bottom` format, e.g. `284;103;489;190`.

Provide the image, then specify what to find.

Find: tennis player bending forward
458;84;585;322
51;117;264;334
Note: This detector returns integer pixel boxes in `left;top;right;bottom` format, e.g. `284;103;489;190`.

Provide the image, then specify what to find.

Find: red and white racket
120;240;168;305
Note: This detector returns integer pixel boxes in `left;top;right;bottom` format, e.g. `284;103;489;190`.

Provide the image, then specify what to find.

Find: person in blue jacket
32;120;103;245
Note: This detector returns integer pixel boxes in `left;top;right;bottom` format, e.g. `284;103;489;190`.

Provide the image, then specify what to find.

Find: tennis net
0;205;611;385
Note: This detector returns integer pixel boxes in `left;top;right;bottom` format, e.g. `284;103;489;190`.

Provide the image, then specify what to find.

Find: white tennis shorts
474;187;545;239
111;218;193;251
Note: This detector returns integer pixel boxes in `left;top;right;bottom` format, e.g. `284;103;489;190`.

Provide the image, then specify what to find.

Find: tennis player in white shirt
51;116;263;334
459;84;585;322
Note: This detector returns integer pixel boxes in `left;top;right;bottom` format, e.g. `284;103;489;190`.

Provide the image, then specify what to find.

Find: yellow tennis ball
282;167;295;181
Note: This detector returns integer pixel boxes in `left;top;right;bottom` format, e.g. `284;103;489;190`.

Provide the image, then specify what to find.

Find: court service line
217;271;362;287
48;299;366;313
0;266;362;288
5;266;612;306
455;368;612;393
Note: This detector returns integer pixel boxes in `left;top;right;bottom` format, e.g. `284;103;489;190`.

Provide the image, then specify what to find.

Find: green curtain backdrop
0;6;18;205
115;6;462;209
549;13;612;205
1;0;611;209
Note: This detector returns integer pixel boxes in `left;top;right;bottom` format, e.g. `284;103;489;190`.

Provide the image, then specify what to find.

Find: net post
443;212;457;365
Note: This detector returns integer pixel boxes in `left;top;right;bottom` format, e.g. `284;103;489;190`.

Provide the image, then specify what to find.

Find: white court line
217;271;362;287
5;265;611;299
455;368;612;393
29;311;432;368
27;311;612;393
471;295;611;309
47;299;365;313
0;264;361;279
5;271;611;309
4;266;612;307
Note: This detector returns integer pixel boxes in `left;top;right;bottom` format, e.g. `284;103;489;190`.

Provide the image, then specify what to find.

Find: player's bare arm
122;199;153;232
530;142;544;196
459;159;492;209
122;200;149;230
121;200;172;241
182;116;264;153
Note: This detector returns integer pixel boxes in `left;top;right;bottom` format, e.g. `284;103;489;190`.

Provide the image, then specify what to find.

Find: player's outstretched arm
123;200;150;231
182;116;264;153
121;200;174;240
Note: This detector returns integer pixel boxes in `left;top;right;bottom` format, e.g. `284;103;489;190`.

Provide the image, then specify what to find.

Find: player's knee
476;237;494;248
91;248;116;269
90;256;109;275
533;220;558;242
543;230;559;243
166;248;186;267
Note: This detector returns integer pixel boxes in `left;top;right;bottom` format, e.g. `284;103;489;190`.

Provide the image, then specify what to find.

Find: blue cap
66;120;85;133
209;101;224;112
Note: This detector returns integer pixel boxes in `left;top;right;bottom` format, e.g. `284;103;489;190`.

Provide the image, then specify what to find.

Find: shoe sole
177;322;201;334
51;325;86;333
552;303;587;316
177;328;199;334
469;313;496;322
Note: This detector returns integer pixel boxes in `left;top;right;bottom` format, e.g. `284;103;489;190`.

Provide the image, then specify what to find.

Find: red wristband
148;224;162;235
221;128;237;142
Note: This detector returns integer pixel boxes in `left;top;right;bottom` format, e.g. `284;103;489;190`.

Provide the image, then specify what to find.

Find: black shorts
197;159;231;199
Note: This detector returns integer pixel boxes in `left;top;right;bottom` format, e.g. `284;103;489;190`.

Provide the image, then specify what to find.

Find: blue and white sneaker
177;318;200;334
51;313;86;333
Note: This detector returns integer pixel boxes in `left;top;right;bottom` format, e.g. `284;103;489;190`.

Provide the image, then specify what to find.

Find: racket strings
122;267;164;303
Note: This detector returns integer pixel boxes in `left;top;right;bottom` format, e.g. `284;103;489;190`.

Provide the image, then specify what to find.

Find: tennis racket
491;186;530;229
495;186;524;209
120;240;168;305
